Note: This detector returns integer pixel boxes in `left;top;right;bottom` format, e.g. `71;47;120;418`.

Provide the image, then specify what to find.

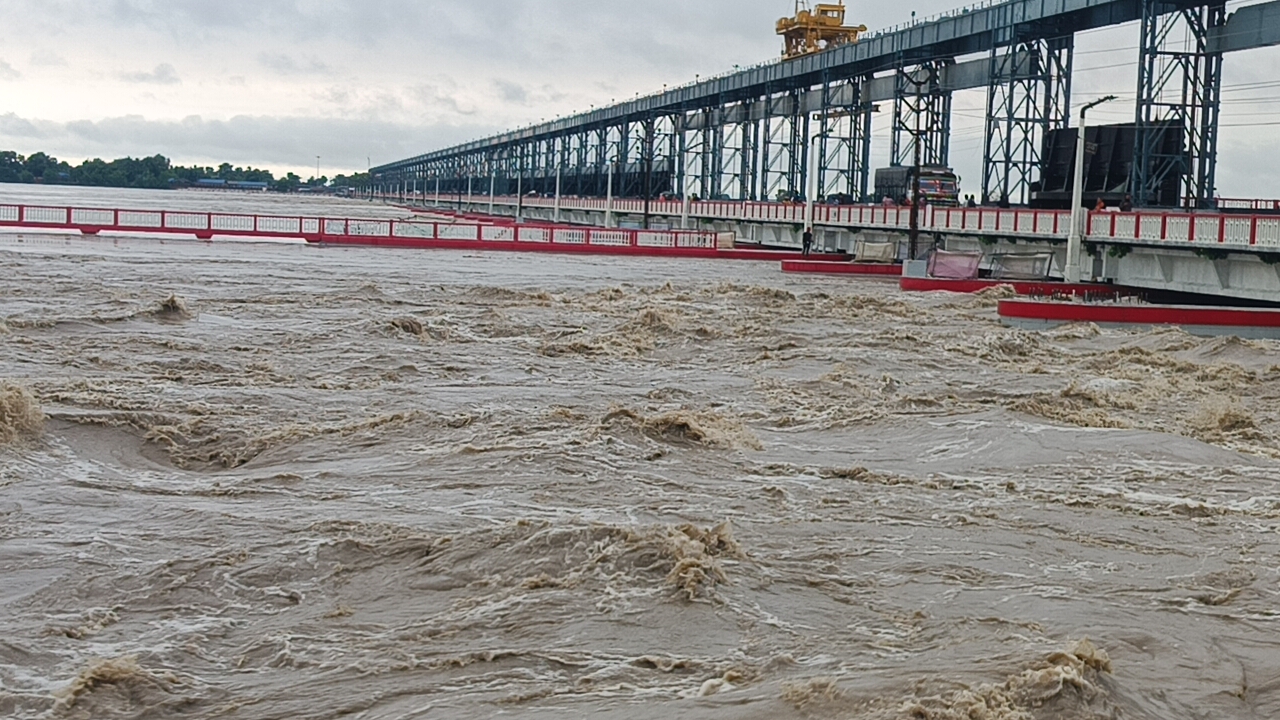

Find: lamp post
681;191;691;230
516;169;524;224
489;172;496;216
909;127;922;260
605;159;616;228
554;164;562;223
1066;95;1118;283
805;125;829;249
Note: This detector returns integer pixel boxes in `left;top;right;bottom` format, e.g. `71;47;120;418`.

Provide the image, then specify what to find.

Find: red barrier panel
999;299;1280;328
901;276;1127;297
782;261;902;276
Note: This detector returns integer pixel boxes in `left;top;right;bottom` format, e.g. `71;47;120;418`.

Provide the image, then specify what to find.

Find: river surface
1;186;1278;720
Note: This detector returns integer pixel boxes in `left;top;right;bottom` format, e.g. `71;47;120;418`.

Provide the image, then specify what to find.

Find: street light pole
909;128;922;260
805;129;822;237
605;159;615;228
554;164;562;223
516;169;524;224
489;172;496;216
1066;95;1118;283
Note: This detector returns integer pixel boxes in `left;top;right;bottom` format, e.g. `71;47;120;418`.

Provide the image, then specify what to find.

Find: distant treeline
0;151;368;193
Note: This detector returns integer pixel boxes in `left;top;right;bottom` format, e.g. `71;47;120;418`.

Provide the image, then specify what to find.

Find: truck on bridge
874;166;961;207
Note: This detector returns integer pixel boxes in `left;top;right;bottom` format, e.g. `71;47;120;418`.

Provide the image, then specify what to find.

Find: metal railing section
6;200;1280;252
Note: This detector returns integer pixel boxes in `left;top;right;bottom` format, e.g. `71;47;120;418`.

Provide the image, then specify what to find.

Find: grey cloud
0;113;45;137
407;85;476;116
0;61;22;81
257;53;334;76
0;111;499;173
494;80;528;104
29;49;67;67
120;63;181;84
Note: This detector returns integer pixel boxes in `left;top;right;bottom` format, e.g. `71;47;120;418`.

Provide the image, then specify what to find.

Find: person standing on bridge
802;227;814;256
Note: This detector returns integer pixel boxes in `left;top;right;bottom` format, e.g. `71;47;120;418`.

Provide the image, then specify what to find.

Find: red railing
0;203;726;251
406;193;1280;249
1217;198;1280;212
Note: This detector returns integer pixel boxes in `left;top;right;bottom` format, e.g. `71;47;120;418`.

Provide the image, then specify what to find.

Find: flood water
1;187;1278;720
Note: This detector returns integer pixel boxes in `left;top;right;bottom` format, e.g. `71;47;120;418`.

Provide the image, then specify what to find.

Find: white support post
805;129;824;246
1067;96;1116;284
488;173;495;216
554;166;562;224
681;173;691;230
605;161;615;228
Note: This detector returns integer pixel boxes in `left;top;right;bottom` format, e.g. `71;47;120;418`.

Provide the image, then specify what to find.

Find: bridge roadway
427;194;1280;248
414;193;1280;303
6;196;1280;303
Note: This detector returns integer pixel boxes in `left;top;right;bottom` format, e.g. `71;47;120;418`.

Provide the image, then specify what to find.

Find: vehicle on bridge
874;166;960;207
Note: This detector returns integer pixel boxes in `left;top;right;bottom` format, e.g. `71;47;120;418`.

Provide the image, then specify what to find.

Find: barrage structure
370;0;1280;211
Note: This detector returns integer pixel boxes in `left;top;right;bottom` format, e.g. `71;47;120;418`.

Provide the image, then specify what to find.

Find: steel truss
891;60;953;169
1132;0;1225;208
816;73;873;201
762;91;807;202
716;103;758;201
684;108;715;200
982;36;1073;205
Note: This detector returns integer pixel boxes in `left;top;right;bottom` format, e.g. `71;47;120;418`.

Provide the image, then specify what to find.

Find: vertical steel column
890;60;953;168
1131;0;1225;208
742;103;761;201
623;121;647;198
683;108;714;200
762;90;805;202
708;108;726;199
651;114;678;199
715;103;755;201
858;104;874;201
982;37;1073;206
673;112;688;200
591;125;609;196
816;73;871;201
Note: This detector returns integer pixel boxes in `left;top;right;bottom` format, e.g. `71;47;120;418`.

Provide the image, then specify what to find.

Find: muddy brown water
1;187;1278;719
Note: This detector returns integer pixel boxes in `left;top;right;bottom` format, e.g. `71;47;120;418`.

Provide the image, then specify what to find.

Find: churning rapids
1;187;1278;720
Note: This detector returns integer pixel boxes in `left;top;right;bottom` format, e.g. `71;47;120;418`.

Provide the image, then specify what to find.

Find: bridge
370;0;1280;211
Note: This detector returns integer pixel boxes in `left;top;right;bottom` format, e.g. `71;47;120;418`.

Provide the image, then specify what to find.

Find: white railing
10;198;1279;253
414;194;1280;251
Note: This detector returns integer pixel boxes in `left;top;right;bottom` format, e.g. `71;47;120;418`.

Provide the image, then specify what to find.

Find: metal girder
1132;0;1225;209
891;60;953;169
982;36;1073;205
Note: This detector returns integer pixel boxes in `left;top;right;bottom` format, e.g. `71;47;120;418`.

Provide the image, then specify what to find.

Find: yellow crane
776;1;868;60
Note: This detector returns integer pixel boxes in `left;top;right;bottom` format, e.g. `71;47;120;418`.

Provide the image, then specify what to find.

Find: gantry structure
372;0;1280;209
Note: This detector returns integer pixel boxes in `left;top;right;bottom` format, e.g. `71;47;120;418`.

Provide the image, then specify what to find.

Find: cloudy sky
0;0;1276;195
